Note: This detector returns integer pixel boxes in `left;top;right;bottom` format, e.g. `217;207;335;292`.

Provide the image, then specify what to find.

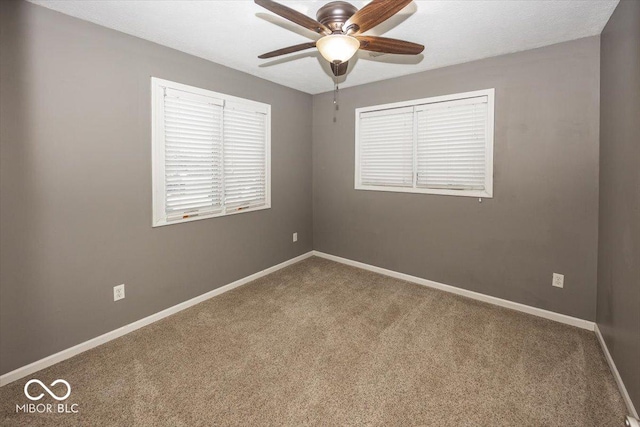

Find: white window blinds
152;78;271;227
164;88;224;220
223;101;268;211
355;89;494;198
359;107;414;187
416;97;488;190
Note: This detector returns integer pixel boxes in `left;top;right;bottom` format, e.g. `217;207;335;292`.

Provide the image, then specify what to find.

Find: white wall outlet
114;284;125;301
293;232;298;243
552;273;564;288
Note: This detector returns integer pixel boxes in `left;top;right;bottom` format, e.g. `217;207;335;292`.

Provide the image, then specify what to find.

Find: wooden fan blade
330;61;349;77
255;0;330;35
356;36;423;55
344;0;413;35
258;42;317;59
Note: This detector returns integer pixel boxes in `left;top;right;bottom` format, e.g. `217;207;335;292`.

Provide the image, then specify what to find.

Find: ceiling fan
255;0;424;77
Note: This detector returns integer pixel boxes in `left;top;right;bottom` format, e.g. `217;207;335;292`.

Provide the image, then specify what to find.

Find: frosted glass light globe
316;34;360;63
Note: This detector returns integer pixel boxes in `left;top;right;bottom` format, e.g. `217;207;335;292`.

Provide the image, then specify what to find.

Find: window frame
354;89;495;198
151;77;271;227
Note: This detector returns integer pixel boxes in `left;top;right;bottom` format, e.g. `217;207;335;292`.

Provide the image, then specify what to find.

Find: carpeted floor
0;257;628;426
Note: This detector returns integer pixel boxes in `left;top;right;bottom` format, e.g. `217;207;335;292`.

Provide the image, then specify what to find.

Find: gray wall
0;0;313;375
0;0;622;381
597;0;640;411
313;37;601;321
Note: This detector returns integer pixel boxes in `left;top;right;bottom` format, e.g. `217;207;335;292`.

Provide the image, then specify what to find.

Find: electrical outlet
114;284;125;301
552;273;564;288
293;232;298;243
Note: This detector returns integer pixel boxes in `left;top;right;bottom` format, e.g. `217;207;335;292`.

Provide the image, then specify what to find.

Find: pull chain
333;67;339;123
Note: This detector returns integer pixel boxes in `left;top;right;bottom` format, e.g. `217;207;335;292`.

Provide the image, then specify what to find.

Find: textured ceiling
28;0;618;94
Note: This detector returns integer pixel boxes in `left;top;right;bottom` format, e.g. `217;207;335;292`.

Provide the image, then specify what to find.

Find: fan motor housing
316;1;358;32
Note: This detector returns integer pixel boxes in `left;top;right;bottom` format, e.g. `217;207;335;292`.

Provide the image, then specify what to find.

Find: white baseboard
0;250;600;388
595;324;639;418
0;251;314;387
312;251;595;331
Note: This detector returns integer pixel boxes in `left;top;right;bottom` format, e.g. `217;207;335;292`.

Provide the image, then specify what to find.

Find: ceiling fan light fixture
316;34;360;64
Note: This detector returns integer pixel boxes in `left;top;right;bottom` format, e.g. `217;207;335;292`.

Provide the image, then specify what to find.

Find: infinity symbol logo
24;379;71;401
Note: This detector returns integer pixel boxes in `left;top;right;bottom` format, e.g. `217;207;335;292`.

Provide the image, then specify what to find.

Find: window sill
152;203;271;228
355;185;493;198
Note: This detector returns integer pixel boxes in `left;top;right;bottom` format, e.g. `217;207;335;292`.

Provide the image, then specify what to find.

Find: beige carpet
0;257;628;426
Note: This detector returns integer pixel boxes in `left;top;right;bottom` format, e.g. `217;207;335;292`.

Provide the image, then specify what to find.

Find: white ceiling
28;0;618;94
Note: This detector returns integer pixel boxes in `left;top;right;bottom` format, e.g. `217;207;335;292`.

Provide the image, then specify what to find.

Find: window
355;89;494;198
151;78;270;227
